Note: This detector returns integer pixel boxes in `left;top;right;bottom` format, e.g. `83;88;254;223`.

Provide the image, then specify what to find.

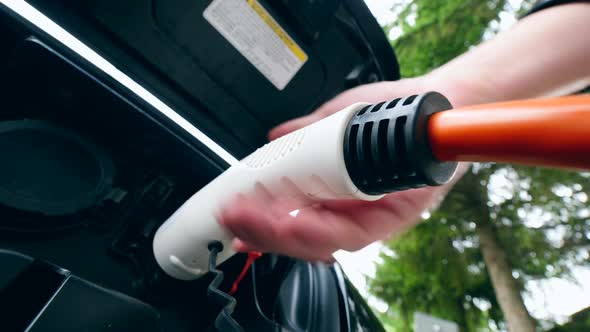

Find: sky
334;0;590;325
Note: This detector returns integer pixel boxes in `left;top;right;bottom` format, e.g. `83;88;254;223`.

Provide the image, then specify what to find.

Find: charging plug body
153;92;457;280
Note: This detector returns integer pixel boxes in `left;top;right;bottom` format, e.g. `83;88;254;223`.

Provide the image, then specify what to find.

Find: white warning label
203;0;308;90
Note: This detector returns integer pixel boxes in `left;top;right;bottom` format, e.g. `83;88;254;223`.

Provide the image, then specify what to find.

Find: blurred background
334;1;590;331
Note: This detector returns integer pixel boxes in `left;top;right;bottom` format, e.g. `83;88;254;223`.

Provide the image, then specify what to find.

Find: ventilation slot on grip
376;119;391;179
356;105;371;117
386;98;401;109
343;92;458;195
370;101;386;113
403;95;418;105
347;124;360;183
394;116;410;175
361;122;375;183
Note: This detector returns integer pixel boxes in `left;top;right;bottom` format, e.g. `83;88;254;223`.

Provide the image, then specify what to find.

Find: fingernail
232;238;247;252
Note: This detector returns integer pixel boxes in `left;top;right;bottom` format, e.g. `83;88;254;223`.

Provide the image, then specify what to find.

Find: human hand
218;76;471;262
218;1;590;262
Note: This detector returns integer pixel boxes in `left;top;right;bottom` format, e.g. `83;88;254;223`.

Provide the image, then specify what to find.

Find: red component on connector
228;251;263;295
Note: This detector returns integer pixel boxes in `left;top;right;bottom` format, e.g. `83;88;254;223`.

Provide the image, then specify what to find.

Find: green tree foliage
386;0;507;77
369;1;589;331
371;165;590;331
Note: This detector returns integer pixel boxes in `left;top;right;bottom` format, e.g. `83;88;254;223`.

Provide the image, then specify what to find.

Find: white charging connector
152;102;382;280
154;92;459;280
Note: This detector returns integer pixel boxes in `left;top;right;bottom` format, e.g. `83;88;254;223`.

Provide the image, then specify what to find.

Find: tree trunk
476;210;537;332
455;170;537;332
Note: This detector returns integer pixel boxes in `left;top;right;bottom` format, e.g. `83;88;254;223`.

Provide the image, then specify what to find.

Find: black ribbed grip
343;92;458;195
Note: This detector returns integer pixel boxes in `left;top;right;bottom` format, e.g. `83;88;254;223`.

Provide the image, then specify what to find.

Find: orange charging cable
428;94;590;170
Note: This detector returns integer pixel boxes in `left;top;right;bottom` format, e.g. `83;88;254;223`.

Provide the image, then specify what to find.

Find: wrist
423;67;503;108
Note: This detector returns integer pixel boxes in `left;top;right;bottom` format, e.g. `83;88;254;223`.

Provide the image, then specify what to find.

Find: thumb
268;79;417;140
267;95;348;140
268;113;321;140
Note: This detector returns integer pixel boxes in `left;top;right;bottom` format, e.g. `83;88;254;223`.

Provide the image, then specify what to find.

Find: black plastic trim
0;260;69;332
343;92;458;195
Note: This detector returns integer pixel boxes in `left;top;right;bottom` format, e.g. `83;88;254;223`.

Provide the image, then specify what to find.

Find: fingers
218;184;453;263
267;95;348;140
268;113;321;140
285;206;373;253
318;188;440;239
218;193;373;262
268;79;425;139
218;183;453;264
233;237;337;264
218;194;328;261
